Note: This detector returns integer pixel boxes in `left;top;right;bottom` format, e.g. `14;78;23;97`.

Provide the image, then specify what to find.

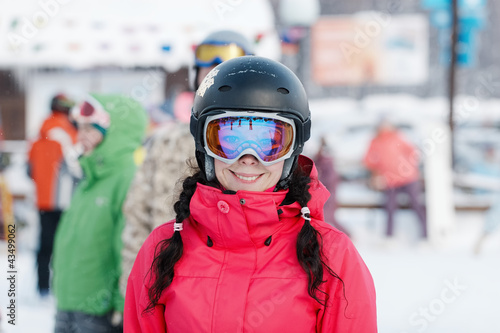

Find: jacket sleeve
318;232;377;332
47;127;81;175
114;172;138;313
399;134;420;163
120;138;159;297
124;228;168;333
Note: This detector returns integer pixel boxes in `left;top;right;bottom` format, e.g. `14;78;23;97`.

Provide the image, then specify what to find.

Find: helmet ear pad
281;156;296;181
204;156;216;182
195;150;216;182
276;156;298;190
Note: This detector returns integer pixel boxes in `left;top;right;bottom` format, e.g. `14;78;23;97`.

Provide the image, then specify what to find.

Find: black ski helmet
192;30;254;90
190;56;311;188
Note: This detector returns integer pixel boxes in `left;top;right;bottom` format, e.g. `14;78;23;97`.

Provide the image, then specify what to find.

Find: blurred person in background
470;145;500;184
363;117;427;240
27;93;80;297
52;94;147;333
119;30;254;296
313;135;351;237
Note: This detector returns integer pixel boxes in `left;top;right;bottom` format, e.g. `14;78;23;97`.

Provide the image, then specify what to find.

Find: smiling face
214;154;284;192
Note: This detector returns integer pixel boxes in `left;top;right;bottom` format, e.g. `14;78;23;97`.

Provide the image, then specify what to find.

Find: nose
238;154;259;165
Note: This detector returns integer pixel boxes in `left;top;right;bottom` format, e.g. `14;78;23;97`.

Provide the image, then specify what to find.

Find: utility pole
449;0;458;168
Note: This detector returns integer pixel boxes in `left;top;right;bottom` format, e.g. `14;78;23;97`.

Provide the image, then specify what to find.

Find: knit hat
51;93;75;113
72;96;110;135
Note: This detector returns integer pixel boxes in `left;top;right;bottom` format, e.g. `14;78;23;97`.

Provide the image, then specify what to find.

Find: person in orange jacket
124;57;377;332
28;93;80;297
363;117;427;239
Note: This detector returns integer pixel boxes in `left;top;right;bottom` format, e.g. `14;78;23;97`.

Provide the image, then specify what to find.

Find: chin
241;186;262;192
228;182;263;192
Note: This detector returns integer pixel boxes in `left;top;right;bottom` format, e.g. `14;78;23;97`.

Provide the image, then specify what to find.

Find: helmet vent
277;87;289;95
218;85;232;92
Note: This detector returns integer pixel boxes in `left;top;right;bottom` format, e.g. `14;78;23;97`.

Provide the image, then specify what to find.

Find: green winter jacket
53;94;147;315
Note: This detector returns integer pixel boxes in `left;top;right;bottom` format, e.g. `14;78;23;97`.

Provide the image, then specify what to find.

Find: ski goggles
72;98;110;134
195;43;247;67
203;112;296;166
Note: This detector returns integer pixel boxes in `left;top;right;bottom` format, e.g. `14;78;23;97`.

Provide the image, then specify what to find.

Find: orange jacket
363;130;420;188
28;112;78;210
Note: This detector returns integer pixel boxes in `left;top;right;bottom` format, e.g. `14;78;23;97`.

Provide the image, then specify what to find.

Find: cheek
214;159;230;184
268;171;282;186
268;162;284;179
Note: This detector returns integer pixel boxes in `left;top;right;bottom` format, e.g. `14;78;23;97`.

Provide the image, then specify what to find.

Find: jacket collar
188;155;330;249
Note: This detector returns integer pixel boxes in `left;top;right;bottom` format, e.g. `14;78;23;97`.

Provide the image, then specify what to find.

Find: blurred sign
438;24;480;66
421;0;487;67
456;24;477;65
421;0;451;10
311;13;429;86
459;0;487;28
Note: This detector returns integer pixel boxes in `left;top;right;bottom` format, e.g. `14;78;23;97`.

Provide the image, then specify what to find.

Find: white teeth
235;174;259;181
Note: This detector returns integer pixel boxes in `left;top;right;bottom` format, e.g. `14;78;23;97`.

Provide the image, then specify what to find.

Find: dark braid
144;161;344;313
143;168;212;314
290;164;345;306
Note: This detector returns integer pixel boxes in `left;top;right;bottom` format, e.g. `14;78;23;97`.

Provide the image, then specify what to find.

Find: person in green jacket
52;94;147;333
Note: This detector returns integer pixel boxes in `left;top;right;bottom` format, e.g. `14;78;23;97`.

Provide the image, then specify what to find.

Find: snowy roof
0;0;281;70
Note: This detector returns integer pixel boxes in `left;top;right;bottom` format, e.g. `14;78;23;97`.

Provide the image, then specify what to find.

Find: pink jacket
124;156;377;332
363;130;420;188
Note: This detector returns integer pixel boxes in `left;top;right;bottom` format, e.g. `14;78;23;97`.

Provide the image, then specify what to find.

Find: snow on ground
343;208;500;333
1;208;499;332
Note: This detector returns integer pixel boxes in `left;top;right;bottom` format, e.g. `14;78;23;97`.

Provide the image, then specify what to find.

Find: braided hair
144;162;343;313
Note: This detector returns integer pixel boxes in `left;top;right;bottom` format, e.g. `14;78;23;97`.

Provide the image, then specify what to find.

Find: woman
124;56;377;332
53;94;147;332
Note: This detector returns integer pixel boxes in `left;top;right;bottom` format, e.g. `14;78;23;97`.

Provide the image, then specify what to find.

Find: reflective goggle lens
195;43;247;66
205;115;295;164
